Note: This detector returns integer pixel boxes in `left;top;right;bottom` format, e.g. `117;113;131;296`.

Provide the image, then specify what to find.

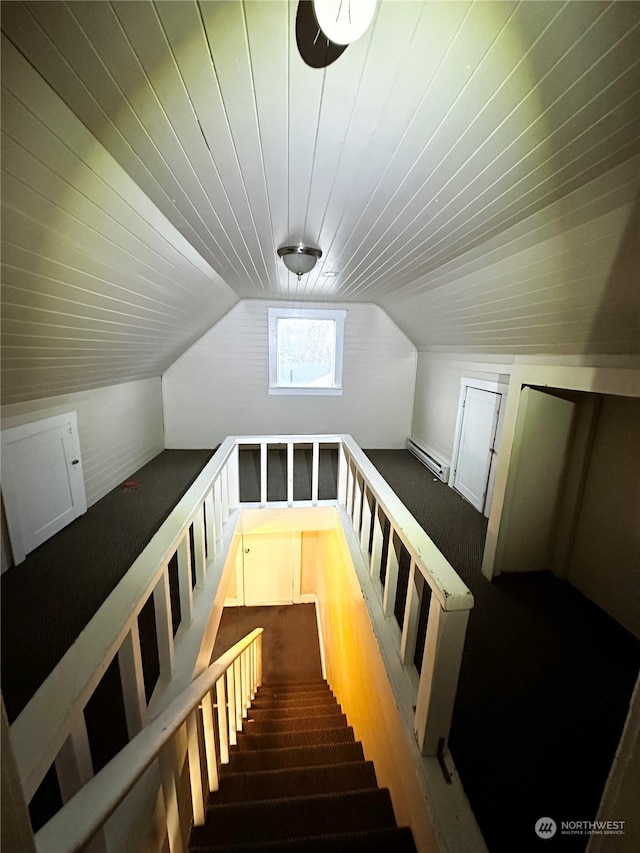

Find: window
268;307;346;395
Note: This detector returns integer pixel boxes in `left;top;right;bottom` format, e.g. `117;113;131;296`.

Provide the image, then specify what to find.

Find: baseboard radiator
406;438;450;482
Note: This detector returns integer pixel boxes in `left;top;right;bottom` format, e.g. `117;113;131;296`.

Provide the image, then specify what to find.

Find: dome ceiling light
277;244;322;280
313;0;377;46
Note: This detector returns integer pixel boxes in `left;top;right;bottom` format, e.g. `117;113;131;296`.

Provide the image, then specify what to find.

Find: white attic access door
450;378;508;517
1;412;87;565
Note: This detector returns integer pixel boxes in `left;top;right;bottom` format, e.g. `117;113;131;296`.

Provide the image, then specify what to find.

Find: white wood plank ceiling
2;1;639;404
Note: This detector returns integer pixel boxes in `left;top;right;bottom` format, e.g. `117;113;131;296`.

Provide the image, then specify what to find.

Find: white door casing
1;413;87;564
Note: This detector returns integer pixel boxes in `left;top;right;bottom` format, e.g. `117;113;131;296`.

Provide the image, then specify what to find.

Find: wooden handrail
34;629;263;853
340;436;473;612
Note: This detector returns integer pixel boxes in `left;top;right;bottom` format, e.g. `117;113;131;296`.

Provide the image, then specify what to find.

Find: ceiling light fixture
313;0;377;46
277;244;322;280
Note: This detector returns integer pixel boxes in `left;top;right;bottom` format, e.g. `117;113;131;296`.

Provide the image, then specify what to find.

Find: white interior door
242;532;300;605
453;386;502;513
1;413;86;564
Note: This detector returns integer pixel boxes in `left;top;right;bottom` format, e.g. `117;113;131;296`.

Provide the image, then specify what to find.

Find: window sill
268;385;343;396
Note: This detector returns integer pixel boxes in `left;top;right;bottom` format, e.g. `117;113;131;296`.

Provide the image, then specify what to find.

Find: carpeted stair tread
225;741;366;773
258;680;331;693
243;712;347;733
247;703;344;722
190;788;397;848
235;725;355;751
210;760;378;803
189;826;418;852
253;683;335;698
253;690;335;704
250;693;338;709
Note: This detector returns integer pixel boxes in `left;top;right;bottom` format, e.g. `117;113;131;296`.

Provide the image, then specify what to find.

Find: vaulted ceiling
1;0;639;404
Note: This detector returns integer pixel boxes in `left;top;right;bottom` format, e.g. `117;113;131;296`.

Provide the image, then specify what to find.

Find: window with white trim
268;308;346;395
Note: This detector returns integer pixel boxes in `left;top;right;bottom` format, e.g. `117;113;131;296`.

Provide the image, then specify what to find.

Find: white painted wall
0;378;164;572
163;300;416;449
310;526;440;853
411;352;512;465
568;396;640;640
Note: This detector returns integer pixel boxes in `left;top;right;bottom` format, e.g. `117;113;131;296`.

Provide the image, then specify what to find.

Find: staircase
188;679;417;851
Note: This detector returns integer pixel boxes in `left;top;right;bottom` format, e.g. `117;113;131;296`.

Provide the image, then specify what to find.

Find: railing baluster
221;465;230;524
159;739;184;853
200;690;219;792
287;441;294;505
204;489;216;562
260;442;267;506
227;444;240;510
55;712;94;802
55;713;108;853
312;441;320;505
400;560;421;665
370;502;384;581
414;601;470;756
360;488;372;553
192;505;207;588
243;649;251;710
176;534;193;625
118;623;147;738
186;708;206;825
251;642;257;697
216;677;229;764
337;441;347;504
382;532;399;617
154;567;175;681
234;658;243;730
346;459;355;517
213;477;223;541
226;668;237;746
353;473;363;533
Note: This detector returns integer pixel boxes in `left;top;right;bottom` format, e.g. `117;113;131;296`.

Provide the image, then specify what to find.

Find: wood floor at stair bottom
188;681;417;852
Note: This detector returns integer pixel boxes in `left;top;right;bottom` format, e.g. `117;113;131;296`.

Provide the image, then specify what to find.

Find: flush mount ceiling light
277;244;322;280
313;0;377;46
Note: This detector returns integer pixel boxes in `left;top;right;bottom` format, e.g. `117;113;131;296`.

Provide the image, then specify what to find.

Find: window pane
277;318;336;387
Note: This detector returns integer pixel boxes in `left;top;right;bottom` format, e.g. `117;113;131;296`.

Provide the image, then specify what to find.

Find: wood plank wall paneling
0;32;238;406
162;300;417;450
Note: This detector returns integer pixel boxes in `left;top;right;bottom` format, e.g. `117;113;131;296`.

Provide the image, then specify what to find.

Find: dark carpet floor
211;603;323;685
364;450;640;853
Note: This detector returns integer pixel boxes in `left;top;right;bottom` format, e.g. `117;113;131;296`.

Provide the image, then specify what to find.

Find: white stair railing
8;434;473;849
337;437;474;757
34;629;263;853
10;436;241;820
